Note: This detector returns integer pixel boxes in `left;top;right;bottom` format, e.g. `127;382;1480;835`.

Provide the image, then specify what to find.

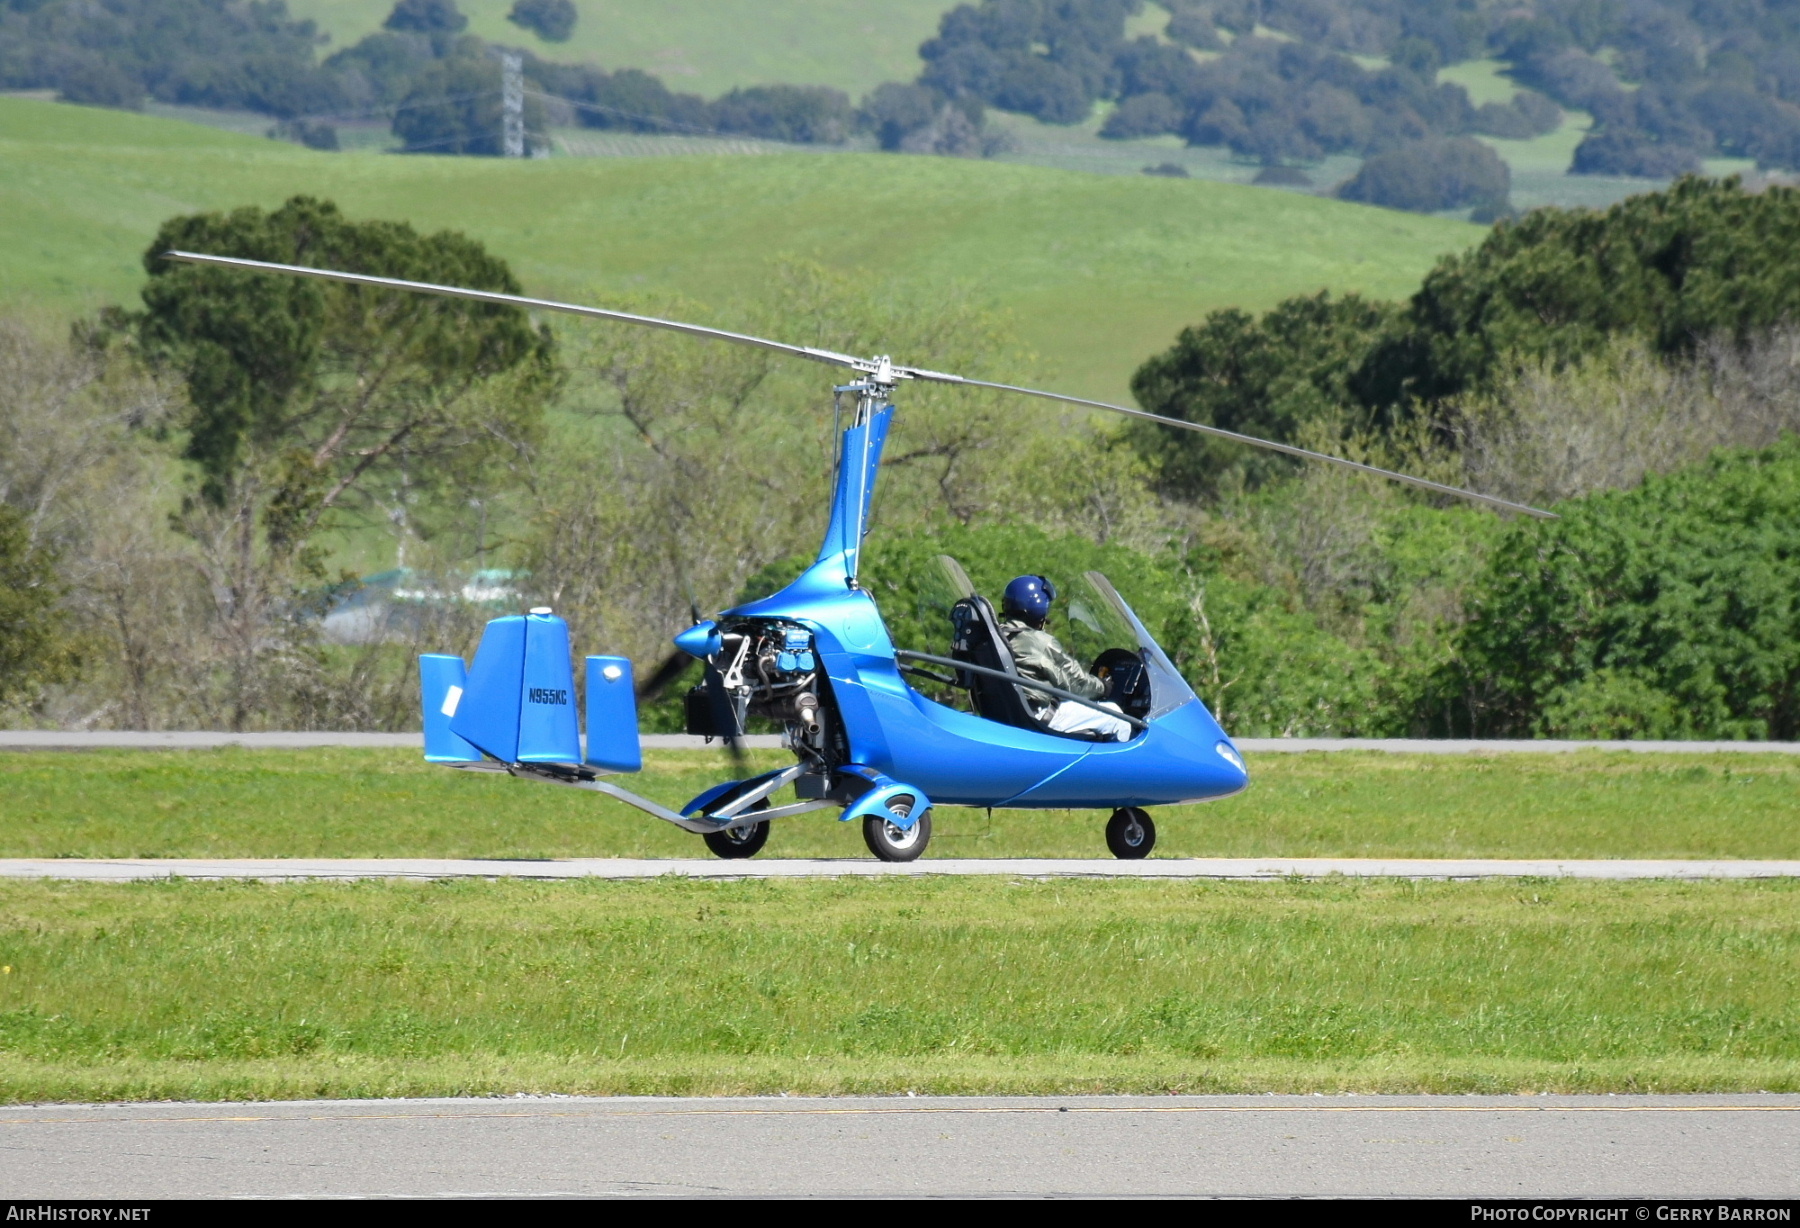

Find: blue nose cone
673;620;723;660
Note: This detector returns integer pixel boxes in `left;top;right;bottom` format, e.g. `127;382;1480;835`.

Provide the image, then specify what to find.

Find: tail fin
449;610;581;765
584;655;641;773
419;653;481;763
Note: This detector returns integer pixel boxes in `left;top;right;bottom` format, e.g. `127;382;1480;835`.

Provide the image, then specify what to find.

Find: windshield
1081;571;1197;721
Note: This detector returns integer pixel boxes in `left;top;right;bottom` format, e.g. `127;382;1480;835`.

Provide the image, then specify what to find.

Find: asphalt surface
2;1095;1795;1198
4;731;1799;753
3;857;1797;882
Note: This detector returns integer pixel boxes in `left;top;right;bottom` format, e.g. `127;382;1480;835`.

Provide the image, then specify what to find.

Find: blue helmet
1001;574;1057;623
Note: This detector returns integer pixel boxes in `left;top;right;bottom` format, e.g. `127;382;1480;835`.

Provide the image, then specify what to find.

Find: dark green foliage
1386;176;1800;404
856;83;988;154
393;54;545;155
383;0;465;36
506;0;574;43
322;29;448;110
534;63;712;135
902;0;1800;174
1128;292;1401;497
1469;90;1560;140
0;505;71;707
1130;176;1800;498
1337;136;1510;215
138;195;553;506
1441;438;1800;740
1572;125;1704;179
919;0;1139;124
268;118;339;150
859;82;943;149
0;0;344;118
710;85;852;145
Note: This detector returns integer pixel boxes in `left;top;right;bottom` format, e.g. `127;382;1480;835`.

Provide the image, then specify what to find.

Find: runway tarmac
4;1095;1795;1198
3;856;1797;881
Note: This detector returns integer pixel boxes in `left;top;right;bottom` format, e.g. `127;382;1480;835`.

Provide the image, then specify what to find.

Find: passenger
999;575;1134;742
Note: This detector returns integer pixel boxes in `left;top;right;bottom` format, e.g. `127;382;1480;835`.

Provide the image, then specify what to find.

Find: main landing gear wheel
1106;807;1156;859
702;795;771;860
863;795;931;862
703;819;770;859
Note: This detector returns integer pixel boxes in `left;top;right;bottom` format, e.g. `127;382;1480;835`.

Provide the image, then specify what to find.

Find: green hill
0;96;1479;402
284;0;949;96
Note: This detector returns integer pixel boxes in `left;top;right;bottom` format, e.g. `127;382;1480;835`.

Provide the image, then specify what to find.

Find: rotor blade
162;251;1552;519
905;371;1558;520
635;651;694;703
160;251;864;372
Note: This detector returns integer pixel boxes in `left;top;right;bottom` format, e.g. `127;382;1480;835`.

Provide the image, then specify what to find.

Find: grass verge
1;748;1796;860
0;876;1794;1100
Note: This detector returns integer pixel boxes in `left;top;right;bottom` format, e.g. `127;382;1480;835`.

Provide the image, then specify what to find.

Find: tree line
0;175;1796;737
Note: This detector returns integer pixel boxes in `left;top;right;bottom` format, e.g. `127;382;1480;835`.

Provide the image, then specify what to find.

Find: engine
684;619;838;766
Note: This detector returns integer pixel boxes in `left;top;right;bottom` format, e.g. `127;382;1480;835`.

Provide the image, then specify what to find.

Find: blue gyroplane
165;251;1554;862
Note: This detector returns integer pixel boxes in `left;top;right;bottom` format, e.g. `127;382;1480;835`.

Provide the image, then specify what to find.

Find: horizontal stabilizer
585;655;642;774
450;610;582;765
419;654;481;763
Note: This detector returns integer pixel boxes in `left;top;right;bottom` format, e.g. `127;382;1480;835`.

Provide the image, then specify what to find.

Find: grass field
0;876;1793;1100
282;0;949;97
3;748;1797;861
0;95;1478;403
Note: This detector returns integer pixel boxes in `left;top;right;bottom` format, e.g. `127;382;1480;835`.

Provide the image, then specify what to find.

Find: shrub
1444;438;1800;739
1336;136;1510;215
268;119;339;151
0;504;71;710
1101;91;1183;139
384;0;465;35
1571;127;1704;178
709;84;852;145
506;0;575;43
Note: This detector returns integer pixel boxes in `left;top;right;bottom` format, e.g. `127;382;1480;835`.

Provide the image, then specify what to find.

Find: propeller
634;651;693;704
160;250;1557;520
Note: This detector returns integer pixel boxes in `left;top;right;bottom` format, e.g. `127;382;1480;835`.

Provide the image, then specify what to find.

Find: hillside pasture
0;96;1478;403
281;0;949;97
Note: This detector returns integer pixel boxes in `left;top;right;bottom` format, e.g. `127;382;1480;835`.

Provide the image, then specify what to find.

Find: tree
0;503;71;710
507;0;575;43
384;0;465;35
1128;292;1401;499
137;195;556;727
393;55;546;155
1336;137;1511;216
709;85;853;145
1439;437;1800;739
1379;176;1800;407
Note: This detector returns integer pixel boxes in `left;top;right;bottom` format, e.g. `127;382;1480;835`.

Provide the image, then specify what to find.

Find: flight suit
1000;618;1132;740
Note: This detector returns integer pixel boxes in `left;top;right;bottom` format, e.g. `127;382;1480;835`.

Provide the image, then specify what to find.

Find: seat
950;596;1047;733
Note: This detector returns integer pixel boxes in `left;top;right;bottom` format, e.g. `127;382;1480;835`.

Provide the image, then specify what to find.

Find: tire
1105;807;1155;859
862;795;931;862
703;819;770;859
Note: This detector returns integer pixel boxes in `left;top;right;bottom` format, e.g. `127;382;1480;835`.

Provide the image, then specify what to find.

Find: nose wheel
1106;807;1155;859
863;795;931;862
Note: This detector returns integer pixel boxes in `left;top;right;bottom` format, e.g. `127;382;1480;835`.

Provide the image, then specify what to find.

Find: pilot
999;575;1134;742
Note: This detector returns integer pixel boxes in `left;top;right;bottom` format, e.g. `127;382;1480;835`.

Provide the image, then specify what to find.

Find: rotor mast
817;361;899;581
